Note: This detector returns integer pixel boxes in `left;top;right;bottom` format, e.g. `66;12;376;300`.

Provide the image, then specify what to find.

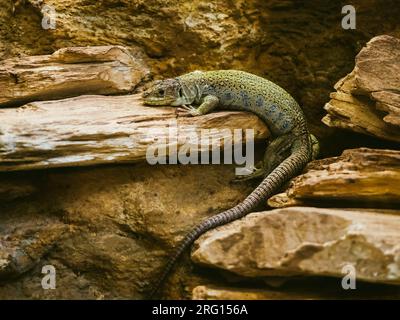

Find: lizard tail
149;134;311;299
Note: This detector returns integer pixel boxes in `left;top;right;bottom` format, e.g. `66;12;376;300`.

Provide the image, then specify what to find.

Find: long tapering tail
148;134;311;299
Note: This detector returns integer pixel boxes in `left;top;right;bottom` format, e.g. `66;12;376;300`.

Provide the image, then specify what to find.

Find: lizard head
142;78;185;106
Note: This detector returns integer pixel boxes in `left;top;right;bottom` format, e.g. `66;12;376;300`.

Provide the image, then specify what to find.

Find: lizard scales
142;70;317;298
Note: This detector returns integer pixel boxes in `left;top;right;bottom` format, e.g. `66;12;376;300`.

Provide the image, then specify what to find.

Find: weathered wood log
0;94;270;171
322;35;400;142
0;46;149;107
268;148;400;208
192;207;400;285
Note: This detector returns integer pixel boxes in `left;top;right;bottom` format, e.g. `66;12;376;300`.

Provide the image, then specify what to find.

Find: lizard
142;70;319;298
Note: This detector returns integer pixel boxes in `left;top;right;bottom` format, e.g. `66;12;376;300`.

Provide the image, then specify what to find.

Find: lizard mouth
142;97;176;106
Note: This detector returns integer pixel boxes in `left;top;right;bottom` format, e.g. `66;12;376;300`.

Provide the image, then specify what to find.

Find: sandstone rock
192;283;400;300
0;213;67;278
192;207;400;285
0;46;149;107
0;162;257;299
192;285;312;300
268;148;400;208
0;94;269;171
0;180;37;202
3;0;400;152
323;35;400;142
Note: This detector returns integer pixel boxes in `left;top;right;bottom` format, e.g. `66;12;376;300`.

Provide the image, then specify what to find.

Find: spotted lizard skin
142;70;318;298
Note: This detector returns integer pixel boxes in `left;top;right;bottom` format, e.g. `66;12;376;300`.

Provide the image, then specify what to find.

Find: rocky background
0;0;399;299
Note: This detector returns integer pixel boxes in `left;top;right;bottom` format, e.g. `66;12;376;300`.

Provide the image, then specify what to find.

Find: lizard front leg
177;95;219;116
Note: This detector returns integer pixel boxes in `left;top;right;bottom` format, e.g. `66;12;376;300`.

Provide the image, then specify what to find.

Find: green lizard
142;70;319;298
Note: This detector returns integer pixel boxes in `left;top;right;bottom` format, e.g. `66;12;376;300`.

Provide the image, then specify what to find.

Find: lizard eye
158;89;165;96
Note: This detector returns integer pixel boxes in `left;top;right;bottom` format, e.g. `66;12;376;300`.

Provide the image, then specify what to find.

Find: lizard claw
177;105;201;117
180;105;193;111
231;166;265;183
176;107;192;117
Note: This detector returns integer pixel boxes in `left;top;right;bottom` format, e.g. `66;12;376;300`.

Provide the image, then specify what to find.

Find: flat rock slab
192;284;400;300
192;285;317;300
268;148;400;208
0;46;149;107
0;94;269;171
322;35;400;142
192;207;400;285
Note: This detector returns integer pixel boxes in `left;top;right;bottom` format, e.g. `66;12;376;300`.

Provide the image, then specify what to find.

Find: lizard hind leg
233;133;294;182
263;133;294;176
232;161;265;182
309;133;320;160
